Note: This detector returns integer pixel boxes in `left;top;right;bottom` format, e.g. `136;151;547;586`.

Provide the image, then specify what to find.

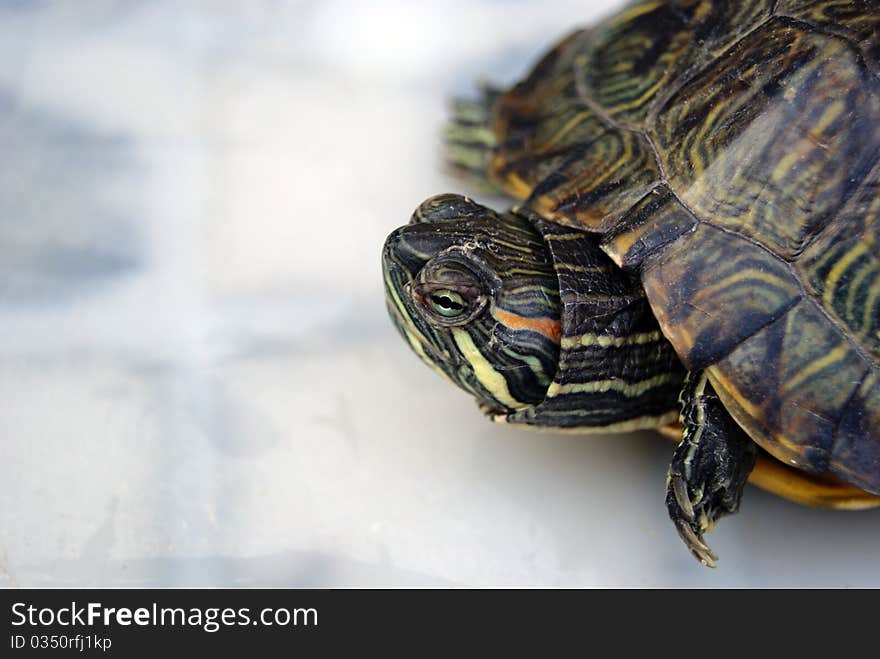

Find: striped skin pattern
449;1;880;493
382;196;685;431
502;212;685;431
383;195;562;414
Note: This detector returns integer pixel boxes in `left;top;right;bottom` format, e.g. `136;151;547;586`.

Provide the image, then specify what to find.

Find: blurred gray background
1;0;878;587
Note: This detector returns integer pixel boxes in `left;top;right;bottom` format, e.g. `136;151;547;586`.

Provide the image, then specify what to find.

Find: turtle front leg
666;371;757;568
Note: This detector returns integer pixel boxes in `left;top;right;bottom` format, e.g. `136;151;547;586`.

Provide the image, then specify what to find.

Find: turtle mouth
383;294;465;368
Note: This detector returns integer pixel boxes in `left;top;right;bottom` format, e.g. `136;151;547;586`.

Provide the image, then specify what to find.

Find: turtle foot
666;372;758;568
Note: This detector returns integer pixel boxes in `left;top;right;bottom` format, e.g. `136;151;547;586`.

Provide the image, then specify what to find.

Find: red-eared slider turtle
381;0;880;566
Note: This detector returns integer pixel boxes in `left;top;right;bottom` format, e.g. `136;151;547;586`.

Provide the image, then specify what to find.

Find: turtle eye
428;290;467;317
412;281;486;326
411;256;488;325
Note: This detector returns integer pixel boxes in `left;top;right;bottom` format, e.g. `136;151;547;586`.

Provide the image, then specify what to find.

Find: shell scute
709;300;869;475
641;224;802;371
833;372;880;491
653;18;880;259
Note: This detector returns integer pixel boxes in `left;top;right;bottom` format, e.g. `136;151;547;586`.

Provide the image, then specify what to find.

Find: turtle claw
671;474;696;523
667;473;719;568
674;518;718;569
670;472;718;567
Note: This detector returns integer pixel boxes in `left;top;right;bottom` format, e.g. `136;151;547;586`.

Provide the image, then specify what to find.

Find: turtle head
382;194;561;414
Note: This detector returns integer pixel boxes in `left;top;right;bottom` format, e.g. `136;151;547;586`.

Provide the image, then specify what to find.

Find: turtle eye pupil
429;290;467;318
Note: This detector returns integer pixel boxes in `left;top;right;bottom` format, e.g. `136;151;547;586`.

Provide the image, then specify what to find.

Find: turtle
381;0;880;566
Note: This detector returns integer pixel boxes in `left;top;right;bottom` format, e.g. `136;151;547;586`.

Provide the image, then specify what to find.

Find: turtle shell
482;1;880;494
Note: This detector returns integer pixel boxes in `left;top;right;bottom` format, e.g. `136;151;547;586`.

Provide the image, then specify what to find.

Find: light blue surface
1;0;878;587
